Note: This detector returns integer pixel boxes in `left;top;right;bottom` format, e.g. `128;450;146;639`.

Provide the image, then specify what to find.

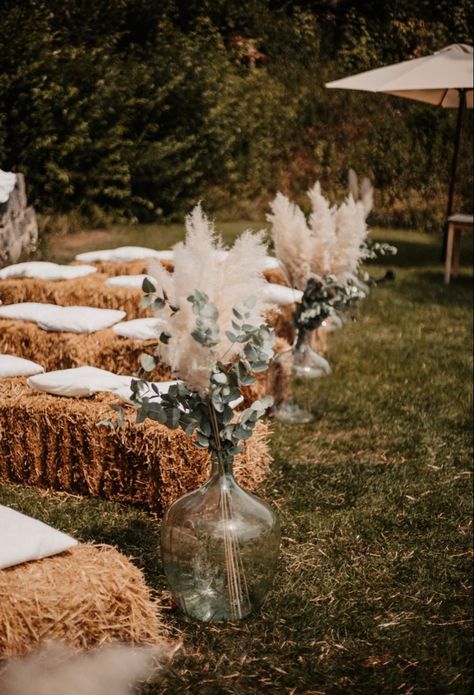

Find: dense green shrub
0;1;472;229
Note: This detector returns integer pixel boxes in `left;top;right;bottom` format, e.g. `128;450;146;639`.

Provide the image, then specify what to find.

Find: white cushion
0;261;97;281
262;256;282;270
262;283;303;306
0;302;61;323
0;354;44;378
105;274;157;289
212;250;280;271
0;504;77;570
27;366;131;398
0;303;126;334
75;247;174;263
112;318;166;340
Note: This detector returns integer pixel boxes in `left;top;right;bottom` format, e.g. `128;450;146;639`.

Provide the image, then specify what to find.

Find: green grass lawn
2;226;473;694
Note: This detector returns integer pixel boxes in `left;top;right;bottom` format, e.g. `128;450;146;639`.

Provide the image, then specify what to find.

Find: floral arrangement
267;172;396;334
131;204;276;461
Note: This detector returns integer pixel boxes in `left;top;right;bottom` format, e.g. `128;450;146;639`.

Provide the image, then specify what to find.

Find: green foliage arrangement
0;1;471;228
132;289;275;461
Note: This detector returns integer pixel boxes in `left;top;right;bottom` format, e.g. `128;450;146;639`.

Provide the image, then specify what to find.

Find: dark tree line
0;0;472;229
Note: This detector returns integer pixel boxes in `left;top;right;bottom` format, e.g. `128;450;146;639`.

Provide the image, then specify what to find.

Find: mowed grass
2;226;473;694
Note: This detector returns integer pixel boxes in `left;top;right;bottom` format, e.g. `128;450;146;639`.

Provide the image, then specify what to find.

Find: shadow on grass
371;231;473;269
393;270;473;308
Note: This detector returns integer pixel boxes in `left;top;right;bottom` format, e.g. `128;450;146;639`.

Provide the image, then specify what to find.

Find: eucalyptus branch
126;286;275;459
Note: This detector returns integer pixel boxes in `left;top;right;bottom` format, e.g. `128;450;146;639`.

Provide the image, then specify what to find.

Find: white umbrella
326;44;473;246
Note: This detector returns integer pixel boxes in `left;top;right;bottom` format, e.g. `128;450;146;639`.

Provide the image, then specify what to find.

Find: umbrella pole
441;88;466;260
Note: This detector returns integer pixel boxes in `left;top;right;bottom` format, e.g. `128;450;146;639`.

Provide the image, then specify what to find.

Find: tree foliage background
0;0;472;230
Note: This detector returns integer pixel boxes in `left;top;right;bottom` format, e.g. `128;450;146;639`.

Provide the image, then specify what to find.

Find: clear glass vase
271;345;315;424
161;451;280;622
293;329;332;379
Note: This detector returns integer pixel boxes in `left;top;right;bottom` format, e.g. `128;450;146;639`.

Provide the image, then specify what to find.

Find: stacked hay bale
0;273;153;319
0;544;168;658
0;378;272;515
0;320;291;406
0;320;163;377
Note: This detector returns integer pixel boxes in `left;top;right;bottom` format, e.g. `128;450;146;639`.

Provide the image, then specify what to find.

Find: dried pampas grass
149;204;273;392
0;641;177;695
267;174;374;288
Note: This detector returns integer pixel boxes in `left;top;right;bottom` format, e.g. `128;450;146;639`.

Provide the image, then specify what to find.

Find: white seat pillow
27;366;132;398
0;505;77;570
105;274;157;290
262;256;282;271
112;317;166;340
0;261;97;281
0;303;126;333
211;250;280;271
0;354;44;378
0;302;62;323
262;283;303;306
75;247;174;263
37;306;126;333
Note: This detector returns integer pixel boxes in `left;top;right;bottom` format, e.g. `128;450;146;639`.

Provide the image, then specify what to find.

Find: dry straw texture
0;544;168;658
0;319;167;379
0;275;152;320
0;378;272;514
0;319;290;404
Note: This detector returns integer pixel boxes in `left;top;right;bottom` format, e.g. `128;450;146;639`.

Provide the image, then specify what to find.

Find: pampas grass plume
149;204;272;392
0;641;179;695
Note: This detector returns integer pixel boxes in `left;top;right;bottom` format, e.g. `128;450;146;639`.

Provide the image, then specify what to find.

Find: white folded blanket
0;504;77;570
112;318;166;340
0;303;126;333
105;274;157;290
0;354;44;378
262;283;303;306
75;246;174;263
0;261;97;281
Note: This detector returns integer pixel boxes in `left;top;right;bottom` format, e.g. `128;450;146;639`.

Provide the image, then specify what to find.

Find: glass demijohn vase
161;451;280;622
292;329;332;379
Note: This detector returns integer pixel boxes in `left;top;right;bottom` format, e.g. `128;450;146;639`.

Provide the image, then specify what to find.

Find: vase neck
210;450;234;479
295;328;310;350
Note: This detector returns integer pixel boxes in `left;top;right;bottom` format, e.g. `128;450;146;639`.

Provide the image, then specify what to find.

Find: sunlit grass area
2;226;473;694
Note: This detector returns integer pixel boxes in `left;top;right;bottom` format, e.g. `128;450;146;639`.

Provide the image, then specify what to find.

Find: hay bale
0;544;168;658
0;319;290;404
82;259;173;277
0;319;167;378
0;275;151;320
0;379;272;515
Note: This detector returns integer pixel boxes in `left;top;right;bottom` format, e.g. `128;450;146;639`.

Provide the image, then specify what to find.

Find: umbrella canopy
326;43;473;108
325;44;473;258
